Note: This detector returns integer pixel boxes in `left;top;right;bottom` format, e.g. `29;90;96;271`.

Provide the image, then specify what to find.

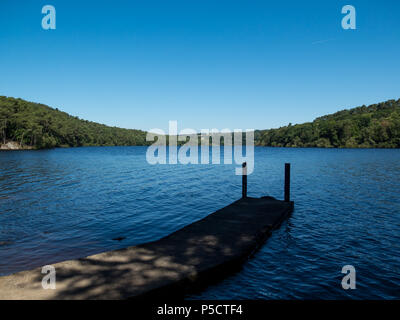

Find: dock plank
0;197;293;300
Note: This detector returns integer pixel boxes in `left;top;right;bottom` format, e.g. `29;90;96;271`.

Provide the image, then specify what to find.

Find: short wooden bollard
284;163;291;202
242;162;247;198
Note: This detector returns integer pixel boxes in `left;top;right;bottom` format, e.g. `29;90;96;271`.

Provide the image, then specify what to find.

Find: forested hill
1;96;400;149
255;99;400;148
0;96;148;149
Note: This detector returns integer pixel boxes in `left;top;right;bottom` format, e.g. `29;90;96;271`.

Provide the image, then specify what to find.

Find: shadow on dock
0;197;293;300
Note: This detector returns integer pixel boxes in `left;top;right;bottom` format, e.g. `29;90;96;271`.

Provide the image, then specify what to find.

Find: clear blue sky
1;0;399;131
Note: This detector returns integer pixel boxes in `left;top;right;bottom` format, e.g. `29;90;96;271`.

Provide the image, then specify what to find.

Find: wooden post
242;162;247;198
284;163;290;202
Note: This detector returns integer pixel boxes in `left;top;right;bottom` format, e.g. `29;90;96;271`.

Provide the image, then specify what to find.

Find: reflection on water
0;147;399;299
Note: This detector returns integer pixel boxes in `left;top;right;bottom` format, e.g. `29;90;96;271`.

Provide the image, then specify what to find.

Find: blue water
0;147;399;299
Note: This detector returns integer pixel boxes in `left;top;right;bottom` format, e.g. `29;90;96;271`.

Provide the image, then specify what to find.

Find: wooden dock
0;164;294;300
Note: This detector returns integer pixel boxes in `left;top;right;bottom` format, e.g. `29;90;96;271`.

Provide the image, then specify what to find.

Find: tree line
0;96;148;149
254;99;400;148
1;96;400;149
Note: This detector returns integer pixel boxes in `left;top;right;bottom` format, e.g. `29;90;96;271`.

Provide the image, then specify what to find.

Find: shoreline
0;141;34;151
1;143;399;151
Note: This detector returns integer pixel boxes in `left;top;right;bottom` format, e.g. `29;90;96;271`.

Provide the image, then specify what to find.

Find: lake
0;147;399;299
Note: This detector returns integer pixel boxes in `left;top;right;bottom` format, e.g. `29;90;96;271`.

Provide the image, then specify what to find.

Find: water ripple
0;147;399;299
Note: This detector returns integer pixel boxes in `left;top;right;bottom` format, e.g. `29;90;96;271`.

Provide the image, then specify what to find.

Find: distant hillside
0;96;148;149
255;99;400;148
1;96;400;150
